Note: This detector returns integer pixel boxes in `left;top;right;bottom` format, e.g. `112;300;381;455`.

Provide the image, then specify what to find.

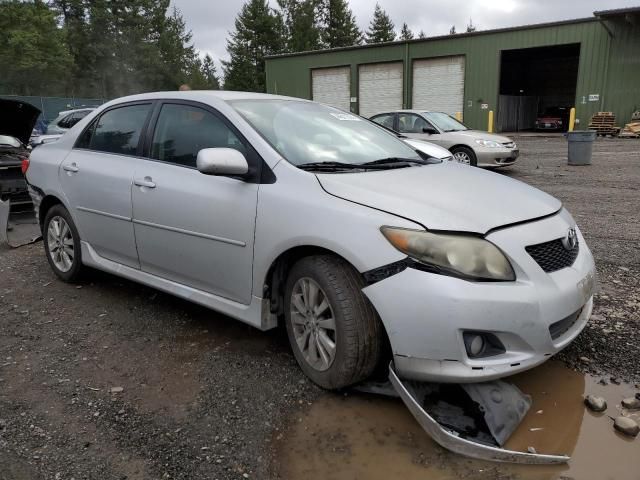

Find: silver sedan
371;110;519;167
25;91;594;389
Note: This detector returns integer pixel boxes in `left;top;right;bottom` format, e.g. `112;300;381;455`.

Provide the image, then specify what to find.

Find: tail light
21;157;30;175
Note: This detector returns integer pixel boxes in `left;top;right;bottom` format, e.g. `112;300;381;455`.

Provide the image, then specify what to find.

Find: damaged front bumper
388;364;570;464
363;212;596;384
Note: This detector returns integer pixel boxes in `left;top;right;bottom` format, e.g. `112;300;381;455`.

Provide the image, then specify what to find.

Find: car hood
445;130;513;144
403;138;452;159
317;162;562;234
0;99;41;145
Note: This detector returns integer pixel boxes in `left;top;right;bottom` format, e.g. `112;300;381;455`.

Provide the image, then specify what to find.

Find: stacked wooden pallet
588;112;620;136
619;121;640;138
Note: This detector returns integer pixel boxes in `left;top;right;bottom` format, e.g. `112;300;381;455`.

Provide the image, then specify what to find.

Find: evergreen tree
418;30;426;39
399;22;414;40
278;0;322;53
0;0;72;96
223;0;285;92
365;3;396;44
319;0;362;48
449;25;457;34
200;54;221;89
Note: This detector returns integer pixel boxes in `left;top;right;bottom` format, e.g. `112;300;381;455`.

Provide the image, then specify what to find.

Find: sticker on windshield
330;112;361;121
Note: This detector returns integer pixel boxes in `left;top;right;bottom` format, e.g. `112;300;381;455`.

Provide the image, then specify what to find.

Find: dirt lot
1;137;638;479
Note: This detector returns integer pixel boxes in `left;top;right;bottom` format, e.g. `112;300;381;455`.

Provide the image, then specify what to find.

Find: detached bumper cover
363;210;596;383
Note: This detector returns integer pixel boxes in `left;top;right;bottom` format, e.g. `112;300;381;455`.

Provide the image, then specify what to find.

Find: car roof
372;109;440;116
57;107;96;117
101;90;309;109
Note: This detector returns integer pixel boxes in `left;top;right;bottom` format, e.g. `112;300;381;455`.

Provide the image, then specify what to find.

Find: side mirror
422;127;438;134
196;148;249;176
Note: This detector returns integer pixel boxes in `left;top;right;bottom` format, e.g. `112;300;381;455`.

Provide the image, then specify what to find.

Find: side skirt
81;241;277;331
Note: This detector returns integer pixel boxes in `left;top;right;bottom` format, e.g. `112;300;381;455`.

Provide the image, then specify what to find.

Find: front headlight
475;139;502;148
381;227;515;281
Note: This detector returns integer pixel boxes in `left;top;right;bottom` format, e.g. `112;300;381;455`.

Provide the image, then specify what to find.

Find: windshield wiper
297;161;416;172
297;161;366;171
360;157;431;167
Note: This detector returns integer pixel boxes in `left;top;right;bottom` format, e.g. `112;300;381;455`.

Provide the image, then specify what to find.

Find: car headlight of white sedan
474;139;503;148
381;227;515;281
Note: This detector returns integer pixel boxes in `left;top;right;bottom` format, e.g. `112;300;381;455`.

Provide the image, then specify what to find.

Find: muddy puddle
275;362;639;480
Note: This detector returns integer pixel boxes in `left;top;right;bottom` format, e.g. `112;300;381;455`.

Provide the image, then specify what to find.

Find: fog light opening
463;332;506;359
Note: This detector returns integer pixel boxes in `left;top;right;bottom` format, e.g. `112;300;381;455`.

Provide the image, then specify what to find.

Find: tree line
0;0;219;98
0;0;477;98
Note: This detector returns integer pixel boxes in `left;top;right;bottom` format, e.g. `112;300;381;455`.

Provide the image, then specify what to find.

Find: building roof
267;16;599;60
594;6;640;17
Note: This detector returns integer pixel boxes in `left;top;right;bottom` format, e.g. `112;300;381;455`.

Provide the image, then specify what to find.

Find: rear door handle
134;177;156;189
63;163;79;173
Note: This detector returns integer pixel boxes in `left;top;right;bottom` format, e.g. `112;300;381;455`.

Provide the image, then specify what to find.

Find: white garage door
358;63;403;118
412;56;465;115
312;67;351;111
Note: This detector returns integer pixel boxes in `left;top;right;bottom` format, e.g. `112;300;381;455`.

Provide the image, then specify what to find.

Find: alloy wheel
453;151;472;165
290;277;337;372
47;216;74;272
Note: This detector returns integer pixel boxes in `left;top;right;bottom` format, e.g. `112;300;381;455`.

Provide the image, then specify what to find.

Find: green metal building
265;7;640;132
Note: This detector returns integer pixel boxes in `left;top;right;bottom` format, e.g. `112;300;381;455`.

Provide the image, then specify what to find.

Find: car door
60;102;153;268
397;113;446;146
131;101;259;305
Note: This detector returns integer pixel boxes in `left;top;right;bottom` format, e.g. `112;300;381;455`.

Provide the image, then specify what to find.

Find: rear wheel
284;255;383;390
43;205;84;282
451;146;478;167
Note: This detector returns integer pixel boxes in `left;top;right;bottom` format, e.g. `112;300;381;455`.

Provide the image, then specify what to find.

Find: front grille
525;238;579;273
502;142;516;149
549;307;583;340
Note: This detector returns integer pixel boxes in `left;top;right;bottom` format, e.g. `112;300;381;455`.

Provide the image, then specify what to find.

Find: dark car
535;107;569;131
0;99;40;212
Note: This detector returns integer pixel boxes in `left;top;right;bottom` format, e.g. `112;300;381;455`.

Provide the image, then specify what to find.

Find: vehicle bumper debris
385;363;570;464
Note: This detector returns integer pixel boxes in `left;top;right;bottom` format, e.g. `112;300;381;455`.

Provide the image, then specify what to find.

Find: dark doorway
497;44;580;132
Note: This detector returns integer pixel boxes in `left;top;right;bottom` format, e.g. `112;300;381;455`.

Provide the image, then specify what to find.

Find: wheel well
38;195;63;229
265;247;391;340
449;144;473;153
264;246;342;319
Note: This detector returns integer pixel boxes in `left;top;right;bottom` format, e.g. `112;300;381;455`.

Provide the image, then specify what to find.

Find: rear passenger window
88;104;151;156
151;104;246;168
372;113;395;130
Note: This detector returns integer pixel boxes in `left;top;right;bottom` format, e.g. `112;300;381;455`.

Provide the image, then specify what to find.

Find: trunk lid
0;99;41;145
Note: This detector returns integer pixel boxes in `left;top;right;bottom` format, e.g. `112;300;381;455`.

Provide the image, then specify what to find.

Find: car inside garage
497;44;581;132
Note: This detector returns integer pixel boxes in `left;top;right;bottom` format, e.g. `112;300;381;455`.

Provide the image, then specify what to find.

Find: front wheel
451;146;478;167
284;255;383;390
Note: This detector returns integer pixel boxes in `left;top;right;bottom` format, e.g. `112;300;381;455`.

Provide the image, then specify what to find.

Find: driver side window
151;104;246;168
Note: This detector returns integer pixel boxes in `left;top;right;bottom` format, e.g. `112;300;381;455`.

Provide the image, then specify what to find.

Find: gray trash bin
566;130;596;166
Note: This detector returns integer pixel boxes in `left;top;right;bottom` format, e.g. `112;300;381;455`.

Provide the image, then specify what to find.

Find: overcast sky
170;0;638;71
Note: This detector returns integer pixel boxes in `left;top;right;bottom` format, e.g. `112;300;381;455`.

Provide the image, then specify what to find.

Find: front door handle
63;163;79;173
134;177;156;189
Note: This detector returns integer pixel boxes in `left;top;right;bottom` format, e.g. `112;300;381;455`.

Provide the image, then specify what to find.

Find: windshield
0;135;22;148
230;99;421;166
423;112;468;132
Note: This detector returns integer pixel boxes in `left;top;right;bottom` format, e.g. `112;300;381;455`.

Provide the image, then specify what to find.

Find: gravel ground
1;136;638;479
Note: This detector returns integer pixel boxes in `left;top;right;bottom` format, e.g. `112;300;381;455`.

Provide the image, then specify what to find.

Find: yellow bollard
488;110;494;133
569;107;576;132
455;111;463;122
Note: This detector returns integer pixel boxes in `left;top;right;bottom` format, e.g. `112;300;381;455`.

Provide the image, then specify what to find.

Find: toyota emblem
562;227;578;250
